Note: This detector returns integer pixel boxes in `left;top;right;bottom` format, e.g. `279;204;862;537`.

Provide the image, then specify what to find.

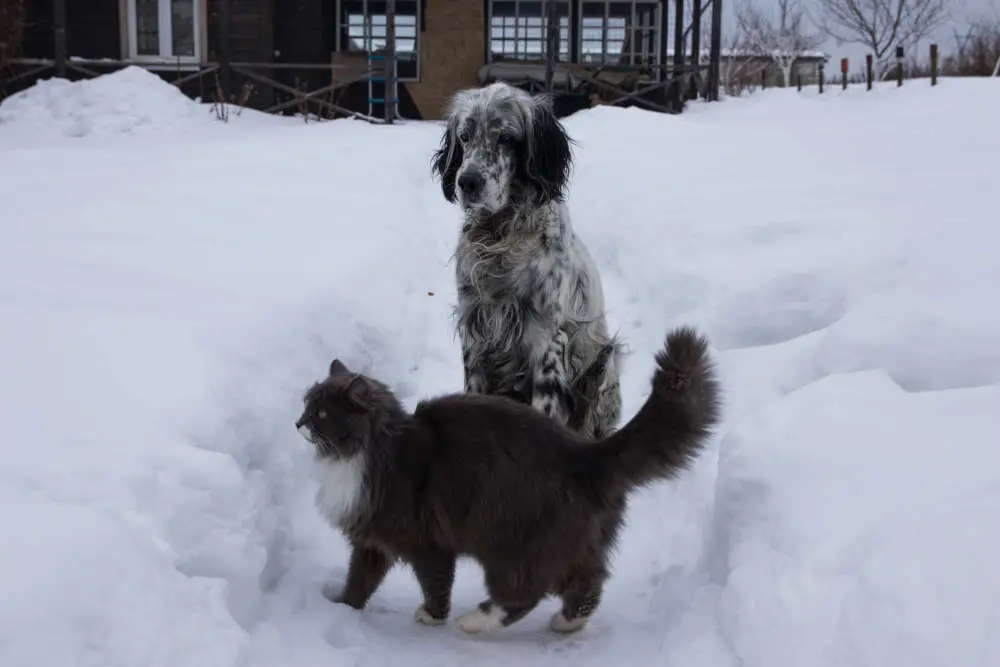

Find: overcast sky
798;0;999;67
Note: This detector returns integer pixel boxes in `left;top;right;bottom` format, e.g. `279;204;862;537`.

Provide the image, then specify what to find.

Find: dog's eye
498;133;516;145
458;130;470;143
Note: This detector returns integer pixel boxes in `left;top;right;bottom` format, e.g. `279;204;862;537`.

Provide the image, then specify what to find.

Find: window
488;0;571;62
579;0;660;66
338;0;420;80
126;0;199;63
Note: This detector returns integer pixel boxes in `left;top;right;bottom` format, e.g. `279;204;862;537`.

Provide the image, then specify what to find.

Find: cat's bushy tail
584;326;722;494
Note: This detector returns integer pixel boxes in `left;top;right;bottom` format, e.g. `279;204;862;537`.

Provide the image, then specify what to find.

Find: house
6;0;724;121
713;48;830;90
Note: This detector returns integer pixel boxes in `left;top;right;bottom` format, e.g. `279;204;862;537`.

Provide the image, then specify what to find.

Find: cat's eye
318;410;327;419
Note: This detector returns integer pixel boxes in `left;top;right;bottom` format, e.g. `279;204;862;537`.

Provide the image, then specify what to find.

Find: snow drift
1;70;999;667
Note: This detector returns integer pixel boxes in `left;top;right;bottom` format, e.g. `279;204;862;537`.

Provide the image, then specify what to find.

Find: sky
800;0;999;68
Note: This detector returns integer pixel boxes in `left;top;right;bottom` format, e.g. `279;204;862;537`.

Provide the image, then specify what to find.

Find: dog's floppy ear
329;358;350;376
431;116;463;203
523;98;573;205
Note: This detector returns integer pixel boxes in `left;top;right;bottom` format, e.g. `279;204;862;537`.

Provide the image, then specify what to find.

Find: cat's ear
329;358;350;376
345;375;371;409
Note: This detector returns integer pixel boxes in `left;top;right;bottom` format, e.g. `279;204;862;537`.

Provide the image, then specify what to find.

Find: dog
296;326;721;635
430;81;623;440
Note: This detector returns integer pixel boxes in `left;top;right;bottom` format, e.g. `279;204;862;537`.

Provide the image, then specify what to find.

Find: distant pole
543;0;558;95
865;54;873;90
218;0;232;98
385;0;396;123
706;0;723;101
841;57;848;90
689;0;702;100
673;0;685;111
53;0;67;78
895;45;904;87
796;69;801;91
818;62;824;93
930;44;938;86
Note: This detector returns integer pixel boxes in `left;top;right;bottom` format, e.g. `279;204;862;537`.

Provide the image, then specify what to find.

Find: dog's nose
457;170;484;199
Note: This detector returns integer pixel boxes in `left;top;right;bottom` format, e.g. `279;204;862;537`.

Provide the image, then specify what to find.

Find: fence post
866;54;873;90
796;69;801;91
818;63;824;93
895;46;904;87
930;44;938;86
384;0;396;123
841;58;848;90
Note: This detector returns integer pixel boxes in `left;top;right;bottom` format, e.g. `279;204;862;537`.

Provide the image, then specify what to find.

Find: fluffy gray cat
295;326;721;636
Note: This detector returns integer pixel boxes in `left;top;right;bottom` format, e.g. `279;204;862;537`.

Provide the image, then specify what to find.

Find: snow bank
0;66;295;149
711;372;1000;667
1;72;999;667
0;67;213;141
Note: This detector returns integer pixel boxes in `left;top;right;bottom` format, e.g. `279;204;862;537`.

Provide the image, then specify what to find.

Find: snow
1;70;999;667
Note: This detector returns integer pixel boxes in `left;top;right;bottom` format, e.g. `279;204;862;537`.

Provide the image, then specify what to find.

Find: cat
294;326;721;636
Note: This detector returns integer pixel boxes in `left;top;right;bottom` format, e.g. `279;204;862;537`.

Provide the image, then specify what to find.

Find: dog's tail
580;326;721;494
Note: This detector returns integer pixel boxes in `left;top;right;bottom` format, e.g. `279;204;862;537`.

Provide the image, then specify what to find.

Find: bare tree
735;0;825;87
814;0;950;79
720;16;770;95
944;15;1000;76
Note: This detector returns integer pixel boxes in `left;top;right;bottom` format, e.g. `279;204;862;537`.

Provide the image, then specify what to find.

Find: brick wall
408;0;484;120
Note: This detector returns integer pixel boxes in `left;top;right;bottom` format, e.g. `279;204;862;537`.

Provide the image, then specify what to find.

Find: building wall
22;0;119;60
407;0;485;120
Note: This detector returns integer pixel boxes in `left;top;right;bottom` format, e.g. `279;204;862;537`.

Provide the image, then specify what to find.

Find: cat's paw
413;605;447;626
455;606;505;634
549;610;590;634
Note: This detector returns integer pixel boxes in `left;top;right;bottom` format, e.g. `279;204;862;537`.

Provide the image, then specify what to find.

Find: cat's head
294;358;399;461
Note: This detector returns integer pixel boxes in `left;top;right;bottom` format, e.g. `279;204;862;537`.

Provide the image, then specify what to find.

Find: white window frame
487;0;572;63
578;0;661;67
125;0;201;66
336;0;422;82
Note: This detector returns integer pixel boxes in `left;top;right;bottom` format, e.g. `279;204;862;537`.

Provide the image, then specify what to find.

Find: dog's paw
549;610;590;634
413;605;447;626
455;606;505;634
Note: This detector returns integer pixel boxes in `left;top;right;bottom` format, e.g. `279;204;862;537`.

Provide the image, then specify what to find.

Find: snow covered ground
1;67;999;667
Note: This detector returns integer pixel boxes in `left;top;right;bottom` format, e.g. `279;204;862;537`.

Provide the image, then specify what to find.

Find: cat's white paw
414;605;447;626
549;610;590;634
455;606;505;634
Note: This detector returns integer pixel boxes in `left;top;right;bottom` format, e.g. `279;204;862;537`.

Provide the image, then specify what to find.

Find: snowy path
1;69;999;667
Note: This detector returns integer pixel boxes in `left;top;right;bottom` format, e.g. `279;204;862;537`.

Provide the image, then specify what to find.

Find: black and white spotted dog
431;81;623;439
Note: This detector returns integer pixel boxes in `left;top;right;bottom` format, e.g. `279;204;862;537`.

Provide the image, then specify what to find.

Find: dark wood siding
21;0;54;59
208;0;273;61
67;0;121;59
274;0;329;63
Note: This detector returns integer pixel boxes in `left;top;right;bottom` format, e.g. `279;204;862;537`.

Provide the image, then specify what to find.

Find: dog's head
295;359;397;462
431;82;573;214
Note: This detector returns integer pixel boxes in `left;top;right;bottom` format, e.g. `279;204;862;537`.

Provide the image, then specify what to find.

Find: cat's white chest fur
315;455;366;524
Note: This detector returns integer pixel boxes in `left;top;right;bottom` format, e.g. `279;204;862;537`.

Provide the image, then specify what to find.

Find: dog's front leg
530;328;573;425
461;333;490;394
